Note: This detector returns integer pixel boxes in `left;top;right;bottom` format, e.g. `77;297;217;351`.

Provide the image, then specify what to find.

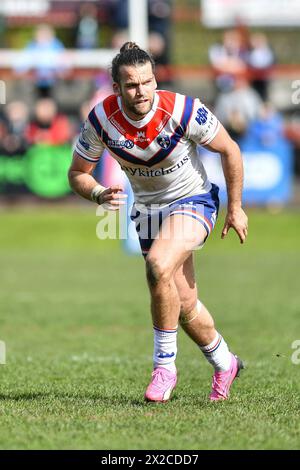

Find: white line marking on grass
0;341;6;364
70;353;151;365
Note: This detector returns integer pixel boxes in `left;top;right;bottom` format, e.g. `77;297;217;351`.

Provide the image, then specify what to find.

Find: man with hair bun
68;42;248;403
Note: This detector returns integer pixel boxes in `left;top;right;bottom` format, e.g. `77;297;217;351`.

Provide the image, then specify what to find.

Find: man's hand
221;207;248;244
98;185;128;211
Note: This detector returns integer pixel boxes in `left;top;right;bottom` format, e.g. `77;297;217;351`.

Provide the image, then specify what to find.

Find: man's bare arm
68;151;126;208
204;125;248;243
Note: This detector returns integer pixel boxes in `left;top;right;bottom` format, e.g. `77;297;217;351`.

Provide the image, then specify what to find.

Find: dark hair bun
120;42;140;53
111;41;154;83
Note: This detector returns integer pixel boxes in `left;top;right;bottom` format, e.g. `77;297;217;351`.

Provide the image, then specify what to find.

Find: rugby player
68;42;248;402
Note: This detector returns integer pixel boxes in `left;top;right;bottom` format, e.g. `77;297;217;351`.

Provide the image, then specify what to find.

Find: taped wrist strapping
91;184;106;204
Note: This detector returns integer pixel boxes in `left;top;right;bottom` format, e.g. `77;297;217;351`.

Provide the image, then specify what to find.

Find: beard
122;95;154;119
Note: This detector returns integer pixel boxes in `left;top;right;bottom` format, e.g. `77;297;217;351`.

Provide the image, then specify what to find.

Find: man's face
113;62;157;121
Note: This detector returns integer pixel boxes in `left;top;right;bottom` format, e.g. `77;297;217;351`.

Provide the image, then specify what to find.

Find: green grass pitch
0;206;299;449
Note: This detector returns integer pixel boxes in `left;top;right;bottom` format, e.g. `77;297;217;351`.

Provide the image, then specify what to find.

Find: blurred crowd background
0;0;299;205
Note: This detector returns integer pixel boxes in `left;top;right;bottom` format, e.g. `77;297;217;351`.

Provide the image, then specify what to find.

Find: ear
153;76;158;90
113;82;121;96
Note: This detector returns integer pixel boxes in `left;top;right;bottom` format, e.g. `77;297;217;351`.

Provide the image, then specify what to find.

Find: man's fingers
102;191;127;203
222;223;248;243
101;200;127;211
237;226;247;243
107;199;127;205
223;209;248;243
101;190;128;211
239;232;246;244
102;202;120;211
221;224;229;239
109;185;124;193
111;193;128;200
103;195;127;203
102;185;123;196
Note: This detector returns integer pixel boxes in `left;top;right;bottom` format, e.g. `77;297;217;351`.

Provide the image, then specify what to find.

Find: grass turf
0;206;299;449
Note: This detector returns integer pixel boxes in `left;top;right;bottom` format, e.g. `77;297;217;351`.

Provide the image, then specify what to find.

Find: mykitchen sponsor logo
121;155;190;177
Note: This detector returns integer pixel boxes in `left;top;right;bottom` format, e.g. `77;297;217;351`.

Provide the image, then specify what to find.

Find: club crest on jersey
157;133;171;149
107;139;134;149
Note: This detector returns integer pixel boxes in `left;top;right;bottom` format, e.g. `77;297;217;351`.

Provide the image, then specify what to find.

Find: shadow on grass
0;392;50;401
0;390;214;409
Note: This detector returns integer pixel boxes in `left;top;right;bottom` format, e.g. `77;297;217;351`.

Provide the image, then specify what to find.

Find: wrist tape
91;184;106;204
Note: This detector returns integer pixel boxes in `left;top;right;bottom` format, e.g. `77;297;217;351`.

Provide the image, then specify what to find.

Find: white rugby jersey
75;90;220;206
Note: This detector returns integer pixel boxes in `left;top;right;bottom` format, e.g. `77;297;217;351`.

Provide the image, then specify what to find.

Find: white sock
153;326;177;373
199;332;232;372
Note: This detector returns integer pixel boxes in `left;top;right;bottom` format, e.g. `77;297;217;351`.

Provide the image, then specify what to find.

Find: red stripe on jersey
102;91;176;150
156;90;177;115
103;94;119;120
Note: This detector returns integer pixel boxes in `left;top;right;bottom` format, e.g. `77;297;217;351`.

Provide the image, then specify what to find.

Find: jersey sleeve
186;98;220;146
74;116;105;163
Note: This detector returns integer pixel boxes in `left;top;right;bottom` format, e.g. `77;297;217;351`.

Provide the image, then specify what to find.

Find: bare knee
146;255;173;288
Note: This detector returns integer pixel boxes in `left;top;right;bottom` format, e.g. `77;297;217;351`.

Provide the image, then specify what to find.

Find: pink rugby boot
145;367;177;403
210;353;244;401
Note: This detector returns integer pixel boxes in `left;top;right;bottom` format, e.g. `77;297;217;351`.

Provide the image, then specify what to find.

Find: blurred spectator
79;101;93;123
285;112;300;148
0;14;6;47
0;101;30;155
16;24;66;97
247;33;275;101
26;98;72;145
209;28;249;92
214;77;262;141
149;0;171;34
210;28;275;101
74;2;99;49
241;102;284;148
74;72;112;132
110;0;172;86
89;70;113;109
109;0;130;51
111;29;130;50
148;31;172;87
110;0;129;30
149;31;167;66
73;71;112;140
109;0;172;68
149;0;172;66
